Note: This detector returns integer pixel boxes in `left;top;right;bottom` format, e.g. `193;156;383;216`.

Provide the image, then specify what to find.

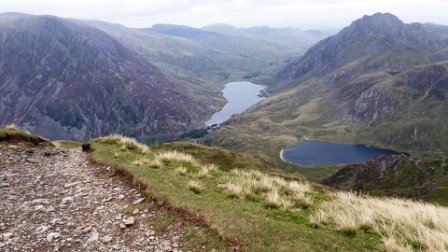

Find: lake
206;81;265;126
281;140;401;167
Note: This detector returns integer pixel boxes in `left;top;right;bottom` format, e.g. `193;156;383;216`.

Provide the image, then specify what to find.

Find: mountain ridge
0;15;204;140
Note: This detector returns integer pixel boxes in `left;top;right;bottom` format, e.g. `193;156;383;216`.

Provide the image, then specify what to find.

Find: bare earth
0;144;184;252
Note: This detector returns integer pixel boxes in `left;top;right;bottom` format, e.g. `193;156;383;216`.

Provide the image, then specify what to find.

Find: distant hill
0;15;204;140
202;23;329;53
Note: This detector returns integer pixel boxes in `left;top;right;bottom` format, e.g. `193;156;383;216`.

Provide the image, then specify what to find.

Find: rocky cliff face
271;13;448;127
274;13;448;88
0;15;204;140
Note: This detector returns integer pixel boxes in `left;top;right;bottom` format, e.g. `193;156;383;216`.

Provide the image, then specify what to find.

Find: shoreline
279;149;285;162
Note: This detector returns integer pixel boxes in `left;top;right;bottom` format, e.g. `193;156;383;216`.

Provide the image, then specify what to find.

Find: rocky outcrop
323;154;448;202
273;13;448;88
339;86;400;124
0;15;204;140
402;63;448;100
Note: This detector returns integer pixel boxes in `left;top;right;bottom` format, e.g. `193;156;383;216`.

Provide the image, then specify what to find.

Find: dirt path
0;144;184;252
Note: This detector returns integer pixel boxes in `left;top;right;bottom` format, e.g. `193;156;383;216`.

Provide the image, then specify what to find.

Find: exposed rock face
274;13;448;87
323;154;448;203
351;87;398;123
403;63;448;100
271;12;448;127
0;15;203;140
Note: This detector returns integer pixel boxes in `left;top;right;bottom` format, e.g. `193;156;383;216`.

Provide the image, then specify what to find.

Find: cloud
0;0;447;29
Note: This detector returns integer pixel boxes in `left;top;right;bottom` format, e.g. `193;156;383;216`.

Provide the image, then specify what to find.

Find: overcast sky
0;0;447;30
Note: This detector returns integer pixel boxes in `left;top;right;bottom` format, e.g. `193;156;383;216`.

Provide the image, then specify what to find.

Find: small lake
206;81;265;126
281;140;401;167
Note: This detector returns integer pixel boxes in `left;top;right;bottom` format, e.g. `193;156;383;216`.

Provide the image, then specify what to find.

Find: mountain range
0;13;324;140
205;13;448;165
202;23;329;53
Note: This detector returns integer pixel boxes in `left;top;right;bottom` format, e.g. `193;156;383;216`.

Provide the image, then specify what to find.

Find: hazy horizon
0;0;448;30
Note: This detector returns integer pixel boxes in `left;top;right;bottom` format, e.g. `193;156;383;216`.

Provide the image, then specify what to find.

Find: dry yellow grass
311;192;448;251
4;123;17;129
188;180;204;194
96;134;150;153
158;150;198;165
132;157;151;166
220;170;313;209
175;166;188;176
196;163;218;178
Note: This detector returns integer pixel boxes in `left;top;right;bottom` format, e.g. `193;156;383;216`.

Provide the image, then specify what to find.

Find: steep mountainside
205;13;448;166
0;15;204;140
147;24;296;81
83;21;299;114
274;13;448;88
323;154;448;206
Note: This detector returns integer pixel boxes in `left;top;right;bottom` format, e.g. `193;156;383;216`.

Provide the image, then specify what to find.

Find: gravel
0;144;185;251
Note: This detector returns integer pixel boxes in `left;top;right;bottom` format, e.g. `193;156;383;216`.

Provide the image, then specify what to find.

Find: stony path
0;145;184;251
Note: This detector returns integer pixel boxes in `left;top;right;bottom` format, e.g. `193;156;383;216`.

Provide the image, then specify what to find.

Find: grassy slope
324;154;448;206
0;127;53;146
204;67;448;180
89;140;382;251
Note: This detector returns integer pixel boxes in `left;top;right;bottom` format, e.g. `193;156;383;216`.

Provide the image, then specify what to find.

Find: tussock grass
4;123;17;129
197;163;218;178
132;157;152;166
158;150;198;165
311;192;448;251
220;170;313;209
188;180;204;194
175;166;188;176
95;134;150;153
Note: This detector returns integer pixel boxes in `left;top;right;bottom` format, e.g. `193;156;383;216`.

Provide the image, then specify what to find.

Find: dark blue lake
281;140;401;167
206;81;265;126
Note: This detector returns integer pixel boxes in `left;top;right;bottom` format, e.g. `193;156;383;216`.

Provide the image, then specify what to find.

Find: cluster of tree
180;128;208;139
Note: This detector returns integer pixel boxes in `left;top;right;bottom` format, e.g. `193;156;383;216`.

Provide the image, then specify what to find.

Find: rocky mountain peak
353;12;404;30
340;12;405;40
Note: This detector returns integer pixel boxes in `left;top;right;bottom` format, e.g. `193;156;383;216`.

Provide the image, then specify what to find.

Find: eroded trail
0;145;184;252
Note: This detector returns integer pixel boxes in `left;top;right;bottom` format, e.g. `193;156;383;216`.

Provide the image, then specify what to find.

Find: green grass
290;165;343;182
0;127;53;147
89;140;382;251
55;140;82;149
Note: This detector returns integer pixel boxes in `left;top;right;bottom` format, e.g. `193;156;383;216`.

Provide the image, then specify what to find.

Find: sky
0;0;447;30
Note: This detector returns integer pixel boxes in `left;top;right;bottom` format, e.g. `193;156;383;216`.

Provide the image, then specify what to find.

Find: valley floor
0;145;185;251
